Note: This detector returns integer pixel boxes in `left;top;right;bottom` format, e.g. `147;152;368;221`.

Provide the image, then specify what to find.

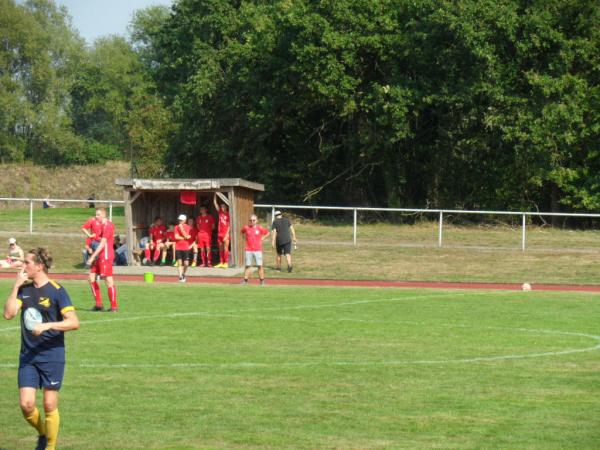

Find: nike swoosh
21;296;30;298
50;381;60;385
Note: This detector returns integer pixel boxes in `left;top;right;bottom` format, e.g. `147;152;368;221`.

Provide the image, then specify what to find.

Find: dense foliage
0;0;171;174
1;0;598;210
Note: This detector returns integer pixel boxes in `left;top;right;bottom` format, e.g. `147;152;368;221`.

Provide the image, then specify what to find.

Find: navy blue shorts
18;361;65;390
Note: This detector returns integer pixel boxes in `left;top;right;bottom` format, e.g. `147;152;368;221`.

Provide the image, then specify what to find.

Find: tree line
1;0;598;211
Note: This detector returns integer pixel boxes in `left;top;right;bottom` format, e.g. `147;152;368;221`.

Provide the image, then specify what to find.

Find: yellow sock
45;409;60;450
24;407;46;436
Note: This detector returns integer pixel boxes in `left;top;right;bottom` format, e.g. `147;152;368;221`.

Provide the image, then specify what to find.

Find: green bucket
144;272;154;283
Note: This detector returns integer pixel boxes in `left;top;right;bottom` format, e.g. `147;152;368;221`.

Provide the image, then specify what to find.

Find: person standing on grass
241;214;270;285
174;214;192;282
81;214;101;264
271;210;298;273
213;194;231;268
3;248;80;450
86;207;118;312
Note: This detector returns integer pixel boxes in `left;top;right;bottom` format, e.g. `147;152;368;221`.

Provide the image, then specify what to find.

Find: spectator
42;198;55;209
0;238;25;269
271;210;298;273
114;236;128;266
241;214;270;285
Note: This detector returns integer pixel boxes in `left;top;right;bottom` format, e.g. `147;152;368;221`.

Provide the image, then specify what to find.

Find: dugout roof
116;178;264;269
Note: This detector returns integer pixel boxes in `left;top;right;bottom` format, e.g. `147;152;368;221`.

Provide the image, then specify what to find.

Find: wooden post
124;189;135;265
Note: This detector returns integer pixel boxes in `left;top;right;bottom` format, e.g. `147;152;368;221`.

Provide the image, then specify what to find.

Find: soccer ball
23;308;43;332
521;283;532;291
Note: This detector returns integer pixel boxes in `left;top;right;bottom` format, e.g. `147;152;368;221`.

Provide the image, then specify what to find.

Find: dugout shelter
116;178;265;268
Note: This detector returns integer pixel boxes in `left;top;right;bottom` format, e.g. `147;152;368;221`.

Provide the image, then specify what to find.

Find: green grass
0;281;599;448
2;207;600;284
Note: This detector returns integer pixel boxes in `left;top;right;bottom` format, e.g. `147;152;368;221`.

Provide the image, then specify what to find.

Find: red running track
1;271;599;292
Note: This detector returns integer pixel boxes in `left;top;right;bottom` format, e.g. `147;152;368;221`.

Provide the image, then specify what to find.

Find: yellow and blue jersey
17;279;75;364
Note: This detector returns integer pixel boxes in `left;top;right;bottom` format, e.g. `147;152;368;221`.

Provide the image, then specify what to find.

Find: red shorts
197;233;211;248
90;258;113;277
217;234;229;244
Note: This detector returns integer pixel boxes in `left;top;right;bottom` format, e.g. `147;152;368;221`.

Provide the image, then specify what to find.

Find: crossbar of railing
0;197;125;233
255;204;600;251
1;197;598;251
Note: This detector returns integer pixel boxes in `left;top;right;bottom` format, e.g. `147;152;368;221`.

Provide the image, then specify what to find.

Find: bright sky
54;0;173;43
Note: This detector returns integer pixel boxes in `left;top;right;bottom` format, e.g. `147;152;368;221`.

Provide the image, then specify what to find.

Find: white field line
1;291;598;368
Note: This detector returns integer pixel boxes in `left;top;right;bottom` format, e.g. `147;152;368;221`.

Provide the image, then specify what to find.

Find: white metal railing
255;204;600;251
1;197;598;251
0;197;124;233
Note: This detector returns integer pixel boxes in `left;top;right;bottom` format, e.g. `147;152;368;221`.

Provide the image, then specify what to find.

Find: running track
1;271;599;292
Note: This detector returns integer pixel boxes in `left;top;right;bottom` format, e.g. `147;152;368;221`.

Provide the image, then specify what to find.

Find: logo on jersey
38;297;51;308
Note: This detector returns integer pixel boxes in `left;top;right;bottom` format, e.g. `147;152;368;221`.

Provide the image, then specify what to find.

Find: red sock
200;250;207;266
207;251;212;265
90;281;102;307
153;248;161;261
108;286;118;310
219;251;223;264
144;248;151;261
224;250;229;264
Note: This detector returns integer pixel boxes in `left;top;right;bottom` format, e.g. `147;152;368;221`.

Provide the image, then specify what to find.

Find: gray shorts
245;251;263;267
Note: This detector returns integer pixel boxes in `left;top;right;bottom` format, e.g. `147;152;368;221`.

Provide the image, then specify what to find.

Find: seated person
114;235;128;266
0;238;25;268
161;222;177;265
42;198;56;208
132;236;150;266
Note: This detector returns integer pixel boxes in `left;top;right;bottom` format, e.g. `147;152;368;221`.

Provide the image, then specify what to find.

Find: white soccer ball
23;307;43;332
521;283;532;291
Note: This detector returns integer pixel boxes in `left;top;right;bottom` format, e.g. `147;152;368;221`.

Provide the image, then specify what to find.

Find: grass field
2;207;600;284
0;281;598;448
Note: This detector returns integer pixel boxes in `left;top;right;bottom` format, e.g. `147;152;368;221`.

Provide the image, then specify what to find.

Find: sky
54;0;173;44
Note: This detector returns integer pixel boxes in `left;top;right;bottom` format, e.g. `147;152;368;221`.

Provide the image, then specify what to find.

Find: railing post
353;209;357;246
29;199;34;234
271;206;275;222
522;214;526;252
438;211;443;247
109;201;113;221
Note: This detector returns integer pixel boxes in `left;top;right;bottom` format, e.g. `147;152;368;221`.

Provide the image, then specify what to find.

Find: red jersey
97;220;115;261
241;225;269;251
175;223;192;250
149;224;167;242
217;211;230;236
187;227;198;246
196;215;215;237
165;230;175;242
82;217;102;246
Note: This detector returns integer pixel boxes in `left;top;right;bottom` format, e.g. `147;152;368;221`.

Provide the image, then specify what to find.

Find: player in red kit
213;194;230;268
81;216;102;265
162;222;176;265
146;216;167;265
186;217;199;267
86;208;118;311
174;214;192;282
195;206;215;267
